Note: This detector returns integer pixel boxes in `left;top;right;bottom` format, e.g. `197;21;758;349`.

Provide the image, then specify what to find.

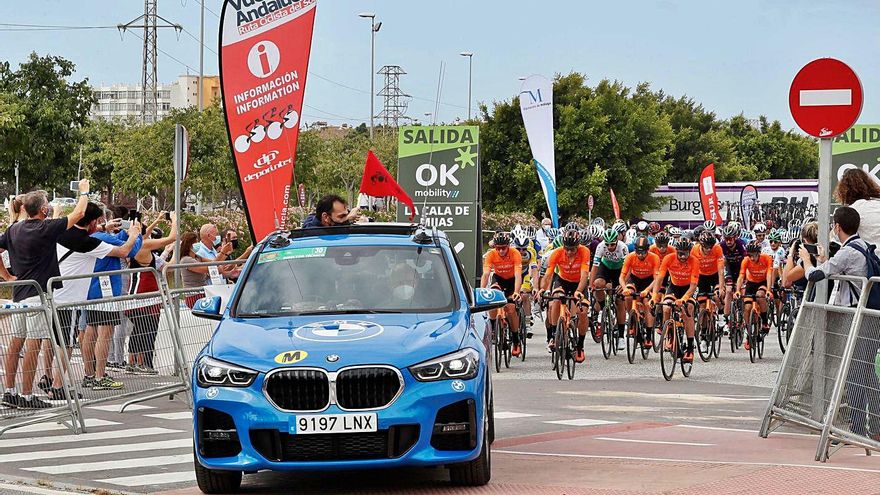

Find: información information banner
396;126;481;283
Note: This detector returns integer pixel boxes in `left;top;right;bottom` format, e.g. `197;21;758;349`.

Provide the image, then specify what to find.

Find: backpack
849;243;880;310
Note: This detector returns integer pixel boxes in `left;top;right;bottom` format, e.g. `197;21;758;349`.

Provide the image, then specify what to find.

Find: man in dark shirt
0;181;89;409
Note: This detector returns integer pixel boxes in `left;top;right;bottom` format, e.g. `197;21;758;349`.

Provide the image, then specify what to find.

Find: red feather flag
360;151;416;220
610;188;621;220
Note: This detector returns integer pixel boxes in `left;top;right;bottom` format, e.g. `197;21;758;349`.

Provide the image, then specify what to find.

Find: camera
69;180;80;192
119;220;132;230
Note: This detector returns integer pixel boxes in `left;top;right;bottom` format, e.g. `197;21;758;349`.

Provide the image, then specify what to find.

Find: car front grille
250;425;420;462
336;367;402;410
264;369;330;411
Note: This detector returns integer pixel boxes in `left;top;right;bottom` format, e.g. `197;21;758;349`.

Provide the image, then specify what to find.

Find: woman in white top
835;168;880;251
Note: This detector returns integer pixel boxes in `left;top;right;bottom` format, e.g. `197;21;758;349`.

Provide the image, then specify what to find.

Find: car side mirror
470;288;507;313
192;296;223;321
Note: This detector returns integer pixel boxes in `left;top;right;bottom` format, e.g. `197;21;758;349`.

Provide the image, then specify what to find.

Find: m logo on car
274;350;308;364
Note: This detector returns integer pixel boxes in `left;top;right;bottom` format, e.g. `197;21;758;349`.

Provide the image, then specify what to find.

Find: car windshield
235;244;456;316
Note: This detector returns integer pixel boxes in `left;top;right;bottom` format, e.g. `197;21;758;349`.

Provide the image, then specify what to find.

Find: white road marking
5;418;118;434
24;454;192;475
557;390;769;405
676;424;816;438
0;483;82;494
595;436;714;447
494;411;540;419
0;427;182;449
103;471;196;487
145;411;193;421
0;438;192;464
495;450;880;474
543;418;617;427
88;404;155;412
799;89;852;107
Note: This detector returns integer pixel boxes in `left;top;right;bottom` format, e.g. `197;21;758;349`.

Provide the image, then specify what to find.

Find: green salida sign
832;125;880;192
397;126;481;283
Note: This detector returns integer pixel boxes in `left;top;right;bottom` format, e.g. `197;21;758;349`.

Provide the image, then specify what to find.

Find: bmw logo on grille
294;320;385;342
326;354;340;362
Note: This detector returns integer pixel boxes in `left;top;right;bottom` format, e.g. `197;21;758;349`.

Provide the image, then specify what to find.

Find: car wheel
193;451;242;494
448;414;491;486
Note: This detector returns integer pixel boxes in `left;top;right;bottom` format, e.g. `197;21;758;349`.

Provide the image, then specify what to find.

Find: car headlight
409;348;480;382
196;356;258;388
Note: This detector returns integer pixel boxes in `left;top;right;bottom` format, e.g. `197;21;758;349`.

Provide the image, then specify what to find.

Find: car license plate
291;413;378;435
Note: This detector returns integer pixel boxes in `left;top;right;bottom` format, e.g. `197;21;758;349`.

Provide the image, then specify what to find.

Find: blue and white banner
519;75;559;228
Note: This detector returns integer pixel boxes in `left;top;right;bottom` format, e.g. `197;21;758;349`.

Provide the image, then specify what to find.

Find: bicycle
516;291;530;362
593;287;619;359
741;294;769;363
695;291;722;362
657;301;693;381
727;296;745;353
546;293;580;380
585;291;602;344
624;291;653;363
777;288;803;354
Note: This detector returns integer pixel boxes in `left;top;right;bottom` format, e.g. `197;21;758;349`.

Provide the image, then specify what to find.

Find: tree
0;54;94;193
480;73;673;220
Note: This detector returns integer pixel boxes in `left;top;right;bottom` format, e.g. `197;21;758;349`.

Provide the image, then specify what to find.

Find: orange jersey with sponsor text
622;252;661;280
690;244;724;276
547;245;591;283
740;254;773;283
650;245;675;259
658;254;700;287
483;247;522;280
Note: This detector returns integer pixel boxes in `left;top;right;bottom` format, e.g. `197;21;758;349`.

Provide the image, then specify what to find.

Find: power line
0;23;117;31
124;29;198;75
179;25;217;56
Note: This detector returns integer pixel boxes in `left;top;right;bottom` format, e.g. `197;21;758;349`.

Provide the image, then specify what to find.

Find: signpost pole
816;138;833;303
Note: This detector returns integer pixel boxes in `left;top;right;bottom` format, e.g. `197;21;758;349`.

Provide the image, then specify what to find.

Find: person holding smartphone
783;222;818;290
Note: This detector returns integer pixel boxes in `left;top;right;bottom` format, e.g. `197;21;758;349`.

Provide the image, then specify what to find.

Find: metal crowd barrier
760;275;880;461
46;267;191;414
0;280;83;436
161;259;246;371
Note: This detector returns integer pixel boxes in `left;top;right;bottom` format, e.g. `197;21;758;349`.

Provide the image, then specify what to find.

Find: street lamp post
460;52;473;120
198;0;205;112
359;13;381;139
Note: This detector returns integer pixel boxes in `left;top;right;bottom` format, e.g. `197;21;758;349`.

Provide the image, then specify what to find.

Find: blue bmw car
190;224;507;493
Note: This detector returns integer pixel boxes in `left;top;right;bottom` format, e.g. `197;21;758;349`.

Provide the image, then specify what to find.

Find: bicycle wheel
711;318;723;358
608;304;620;356
747;319;758;364
680;328;692;377
554;321;565;380
492;320;502;373
626;310;638;364
660;320;676;381
589;300;601;343
600;303;613;359
696;308;712;363
757;322;765;359
777;303;790;354
503;320;512;369
767;301;777;330
640;316;651;360
652;309;662;353
566;324;577;380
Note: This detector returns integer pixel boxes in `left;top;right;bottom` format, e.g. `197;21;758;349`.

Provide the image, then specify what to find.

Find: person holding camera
0;181;90;409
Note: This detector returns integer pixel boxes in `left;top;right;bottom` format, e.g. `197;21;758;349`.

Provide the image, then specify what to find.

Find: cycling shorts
491;275;516;298
551;274;579;296
665;283;690;300
626;275;654;294
595;265;622;288
743;281;767;300
521;277;533;292
724;265;740;284
697;273;720;295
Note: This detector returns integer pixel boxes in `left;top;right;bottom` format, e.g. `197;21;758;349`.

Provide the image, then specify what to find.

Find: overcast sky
2;0;878;131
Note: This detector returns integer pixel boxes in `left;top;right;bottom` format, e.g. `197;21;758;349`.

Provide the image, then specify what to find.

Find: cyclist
669;226;683;243
735;240;775;348
648;221;662;237
540;228;591;362
691;230;725;322
753;223;770;251
586;224;604;266
653;239;700;363
767;230;787;317
481;232;524;357
619;236;661;347
721;222;747;331
590;229;629;348
513;229;539;330
650;231;676;260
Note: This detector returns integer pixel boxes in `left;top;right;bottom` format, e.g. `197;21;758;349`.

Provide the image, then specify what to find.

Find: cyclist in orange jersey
735;241;775;345
541;228;591;362
652;239;699;363
619;236;660;347
481;231;523;356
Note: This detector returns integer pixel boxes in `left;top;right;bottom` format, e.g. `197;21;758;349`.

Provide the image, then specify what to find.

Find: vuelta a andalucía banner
699;163;720;224
219;0;317;240
519;75;559;228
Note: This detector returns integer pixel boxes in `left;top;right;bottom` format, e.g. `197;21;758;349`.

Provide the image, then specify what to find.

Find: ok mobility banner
219;0;317;241
396;126;481;283
832;125;880;195
520;74;559;228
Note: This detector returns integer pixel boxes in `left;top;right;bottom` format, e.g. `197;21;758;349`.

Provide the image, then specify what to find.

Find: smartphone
804;243;819;255
164;211;171;221
69;180;80;192
119;220;132;230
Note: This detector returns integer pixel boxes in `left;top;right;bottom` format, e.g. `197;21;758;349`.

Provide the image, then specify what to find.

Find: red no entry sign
789;58;862;138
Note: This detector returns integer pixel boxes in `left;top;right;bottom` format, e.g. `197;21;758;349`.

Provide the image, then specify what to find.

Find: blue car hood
208;311;472;373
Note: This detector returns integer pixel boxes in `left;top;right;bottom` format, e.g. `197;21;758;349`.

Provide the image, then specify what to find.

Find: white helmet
636;221;648;232
753;223;767;233
669;227;682;237
612;220;628;234
624;228;637;245
588;224;603;239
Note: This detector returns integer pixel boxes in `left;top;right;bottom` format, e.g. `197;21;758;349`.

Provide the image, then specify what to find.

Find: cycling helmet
545;227;560;240
655;231;670;247
512;225;529;247
602;229;619;244
664;224;674;233
692;225;705;238
592;217;605;228
513;234;530;249
551;235;564;250
580;228;595;244
723;223;739;237
765;220;775;230
768;230;782;242
636;221;648;232
746;240;761;254
564;222;581;234
562;228;580;248
493;231;511;246
634;236;650;254
780;230;794;244
588;224;603;240
698;230;716;247
702;220;716;231
648;221;661;235
624;228;637;246
741;230;754;242
753;223;767;234
674;240;692;253
511;223;525;236
612;220;627;234
727;221;740;231
669;227;682;237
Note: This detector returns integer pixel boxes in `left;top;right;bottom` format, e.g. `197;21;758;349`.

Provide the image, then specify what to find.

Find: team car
190;224;505;493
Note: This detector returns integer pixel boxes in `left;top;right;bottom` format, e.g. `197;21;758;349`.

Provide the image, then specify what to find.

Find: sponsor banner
699;163;720;224
219;0;317;241
740;184;759;230
610;188;621;220
832;124;880;195
396;126;480;282
519;75;559;228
